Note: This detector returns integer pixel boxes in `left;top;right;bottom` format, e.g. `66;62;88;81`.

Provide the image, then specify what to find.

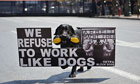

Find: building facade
0;0;139;16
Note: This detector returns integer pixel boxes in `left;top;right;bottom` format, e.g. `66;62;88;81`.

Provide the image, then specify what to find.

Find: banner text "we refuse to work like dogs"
17;28;95;67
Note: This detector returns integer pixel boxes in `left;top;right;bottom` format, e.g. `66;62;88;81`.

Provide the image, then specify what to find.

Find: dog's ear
54;24;76;35
54;25;63;35
69;25;76;35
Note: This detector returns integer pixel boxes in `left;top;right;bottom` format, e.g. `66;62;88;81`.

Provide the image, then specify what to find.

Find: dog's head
54;24;75;37
53;24;79;47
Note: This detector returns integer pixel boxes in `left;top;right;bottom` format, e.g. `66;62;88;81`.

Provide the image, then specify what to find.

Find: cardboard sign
78;27;116;66
17;27;115;67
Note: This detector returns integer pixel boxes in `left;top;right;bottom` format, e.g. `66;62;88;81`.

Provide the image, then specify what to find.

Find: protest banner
17;27;115;67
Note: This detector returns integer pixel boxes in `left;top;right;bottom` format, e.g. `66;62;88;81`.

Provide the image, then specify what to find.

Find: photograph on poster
80;28;116;66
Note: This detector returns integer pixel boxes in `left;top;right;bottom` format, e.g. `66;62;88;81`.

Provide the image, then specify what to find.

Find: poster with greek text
78;27;116;66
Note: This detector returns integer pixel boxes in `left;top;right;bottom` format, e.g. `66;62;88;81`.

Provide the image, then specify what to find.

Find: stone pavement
95;15;140;20
0;17;140;84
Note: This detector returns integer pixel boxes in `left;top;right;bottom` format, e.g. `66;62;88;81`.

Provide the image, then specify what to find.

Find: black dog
53;24;80;78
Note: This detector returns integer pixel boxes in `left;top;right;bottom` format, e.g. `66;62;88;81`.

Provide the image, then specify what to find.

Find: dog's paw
69;74;76;78
87;66;92;70
77;67;84;72
61;66;68;69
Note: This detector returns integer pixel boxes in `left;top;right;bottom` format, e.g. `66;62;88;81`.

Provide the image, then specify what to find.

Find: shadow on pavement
1;72;109;84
